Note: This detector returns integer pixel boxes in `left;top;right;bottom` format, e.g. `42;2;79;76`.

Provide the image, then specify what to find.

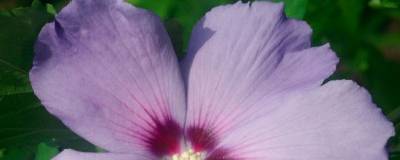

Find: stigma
167;149;204;160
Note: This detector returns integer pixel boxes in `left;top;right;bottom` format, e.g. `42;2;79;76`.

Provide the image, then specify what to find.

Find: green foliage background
0;0;399;159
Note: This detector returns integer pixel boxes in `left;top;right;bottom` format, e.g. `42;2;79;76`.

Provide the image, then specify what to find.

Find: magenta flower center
144;118;230;160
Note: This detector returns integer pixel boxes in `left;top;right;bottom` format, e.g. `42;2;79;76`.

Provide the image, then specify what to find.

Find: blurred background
0;0;399;159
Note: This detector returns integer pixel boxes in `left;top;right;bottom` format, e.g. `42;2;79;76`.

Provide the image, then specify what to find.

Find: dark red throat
145;118;182;157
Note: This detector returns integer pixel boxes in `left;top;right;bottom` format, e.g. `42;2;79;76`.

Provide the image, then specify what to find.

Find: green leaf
285;0;309;19
0;0;96;156
0;147;32;160
43;0;69;13
34;143;58;160
274;0;309;19
127;0;174;19
46;4;57;15
0;0;51;96
0;0;34;11
369;0;398;8
337;0;364;33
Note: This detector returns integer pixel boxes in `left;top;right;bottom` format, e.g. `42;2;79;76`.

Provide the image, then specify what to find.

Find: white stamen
164;149;204;160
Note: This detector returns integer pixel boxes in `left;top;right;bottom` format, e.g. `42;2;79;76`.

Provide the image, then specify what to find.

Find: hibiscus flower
29;0;394;159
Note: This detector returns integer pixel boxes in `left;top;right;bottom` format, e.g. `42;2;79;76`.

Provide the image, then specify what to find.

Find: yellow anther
166;149;203;160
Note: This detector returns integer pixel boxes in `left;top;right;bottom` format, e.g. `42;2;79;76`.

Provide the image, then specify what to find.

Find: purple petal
182;2;312;79
213;81;394;159
182;1;338;151
30;0;185;155
52;149;153;160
